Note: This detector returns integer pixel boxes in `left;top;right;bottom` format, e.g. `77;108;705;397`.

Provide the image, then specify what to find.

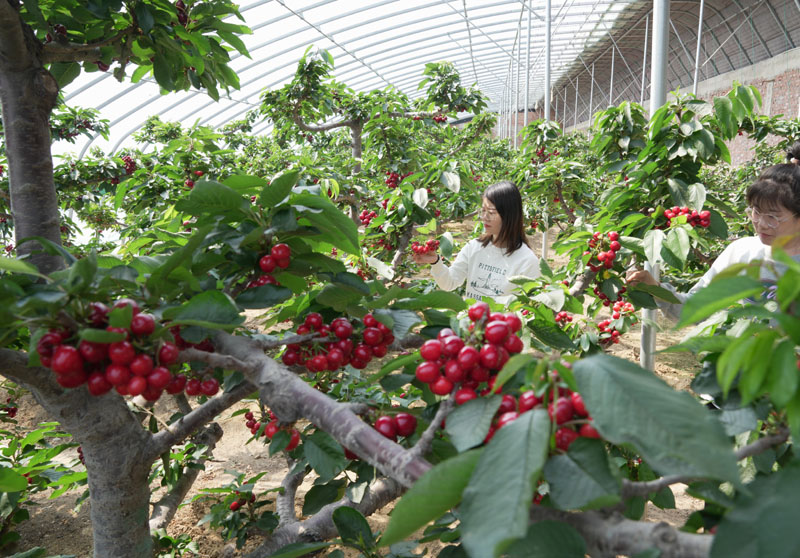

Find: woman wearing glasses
411;180;540;303
626;163;800;319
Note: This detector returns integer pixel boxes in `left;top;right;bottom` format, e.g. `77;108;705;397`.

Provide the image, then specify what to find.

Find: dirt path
11;228;706;557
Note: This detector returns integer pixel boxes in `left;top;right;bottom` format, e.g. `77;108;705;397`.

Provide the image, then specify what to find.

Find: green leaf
642;229;665;268
711;461;800;558
303;431;347;484
268;542;333;558
713;96;737;139
505;521;587;558
78;328;125;344
574;355;740;484
134;3;155;33
445;396;502;452
166;291;244;329
22;0;47;27
460;409;551;558
492;354;535;393
380;449;482;547
629;283;681;304
235;285;292;309
529;319;576;351
332;507;375;549
662;227;691;270
0;257;45;278
146;225;212;294
393;291;467;311
302;482;343;516
260;170;299;207
175;180;248;216
412;188;429;208
677;276;763;327
544;438;621;510
0;468;28;492
152;54;175;90
737;330;779;404
49;62;81;88
293;193;359;255
440;172;460;193
764;340;798;408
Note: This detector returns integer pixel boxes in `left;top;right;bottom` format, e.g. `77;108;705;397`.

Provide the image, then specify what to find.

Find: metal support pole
574;76;579;128
609;44;615;106
515;34;521;146
692;0;705;95
542;0;551;260
641;0;670;372
589;62;595;121
525;0;532;128
640;14;649;104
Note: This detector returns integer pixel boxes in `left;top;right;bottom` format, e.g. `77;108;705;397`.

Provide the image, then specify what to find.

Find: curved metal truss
59;0;800;157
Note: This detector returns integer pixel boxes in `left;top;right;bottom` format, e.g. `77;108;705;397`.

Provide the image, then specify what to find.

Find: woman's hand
625;268;659;287
412;251;439;265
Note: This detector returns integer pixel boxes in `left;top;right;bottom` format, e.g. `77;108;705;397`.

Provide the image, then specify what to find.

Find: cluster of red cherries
611;300;636;320
246;243;291;289
121;155;136;175
384;170;413;189
380;198;397;211
662;206;711;229
282;312;394;372
344;412;418;460
411;239;439;255
359;209;378;226
432;114;448;123
415;302;524;396
584;231;621;273
596;319;622;346
242;409;301;451
554;311;573;325
229;491;256;512
35;299;218;401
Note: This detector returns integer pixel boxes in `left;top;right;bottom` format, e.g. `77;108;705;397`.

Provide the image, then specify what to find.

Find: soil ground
9;227;704;557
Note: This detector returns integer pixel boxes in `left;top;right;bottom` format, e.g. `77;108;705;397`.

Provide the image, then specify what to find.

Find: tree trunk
0;3;64;274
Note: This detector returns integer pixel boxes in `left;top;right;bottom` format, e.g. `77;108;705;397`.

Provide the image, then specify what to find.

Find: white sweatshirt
430;239;540;303
657;236;792;320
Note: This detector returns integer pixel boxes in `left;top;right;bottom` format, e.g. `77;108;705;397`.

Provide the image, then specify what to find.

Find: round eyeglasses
480;207;499;218
745;207;791;229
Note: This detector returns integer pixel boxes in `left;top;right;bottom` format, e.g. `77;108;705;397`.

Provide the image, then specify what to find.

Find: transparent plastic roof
59;0;639;157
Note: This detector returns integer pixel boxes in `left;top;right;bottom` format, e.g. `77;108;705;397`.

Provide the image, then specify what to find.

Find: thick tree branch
213;331;432;489
410;398;453;459
291;102;354;133
621;427;791;499
40;28;134;63
145;381;256;460
0;2;34;71
529;507;712;558
149;423;224;531
569;268;597;298
390;226;414;272
275;460;307;527
247;477;404;558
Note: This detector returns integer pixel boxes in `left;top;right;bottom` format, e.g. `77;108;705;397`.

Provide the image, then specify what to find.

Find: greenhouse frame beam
730;0;772;59
764;0;795;49
693;0;705;95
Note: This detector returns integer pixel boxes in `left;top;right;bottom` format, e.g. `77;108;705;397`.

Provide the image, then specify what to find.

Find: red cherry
430;376;454;395
130;313;156;336
579;422;602;439
56;369;88;388
282;349;299;366
436;328;456;341
127;375;147;396
37;331;65;360
441;335;465;357
230;501;241;512
394;413;417;437
419;339;443;361
87;372;112;396
184;378;201;396
185;179;194;188
467;301;490;322
503;313;522;333
275;258;290;269
353;343;372;362
105;363;131;386
555;427;580;450
258;254;277;272
484;321;510;345
304;312;324;330
88;302;110;326
147;366;172;390
158;342;180;365
51;345;83;375
479;344;500;369
570;392;588;417
308;354;328;373
503;334;524;354
444;359;466;382
607;231;619;241
549;398;575;425
454;387;478;405
271;243;291;260
108;341;136;365
496;411;519;429
456;345;480;369
470;365;490;382
286;429;301;450
142;385;163;402
333;320;353;339
200;378;220;396
194;170;204;177
165;373;187;394
518;390;540;412
415;361;440;383
78;340;108;364
129;353;154;376
498;394;517;414
362;327;384;346
371;344;388;358
374;415;398;440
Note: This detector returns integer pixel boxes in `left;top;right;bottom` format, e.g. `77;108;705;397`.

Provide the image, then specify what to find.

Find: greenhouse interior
0;1;800;557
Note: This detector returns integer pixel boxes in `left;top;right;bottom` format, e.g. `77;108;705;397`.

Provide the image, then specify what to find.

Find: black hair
787;142;800;164
478;181;530;254
746;163;800;217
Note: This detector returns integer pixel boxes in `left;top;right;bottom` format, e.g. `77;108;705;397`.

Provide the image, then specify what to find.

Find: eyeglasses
745;207;792;229
480;207;499;218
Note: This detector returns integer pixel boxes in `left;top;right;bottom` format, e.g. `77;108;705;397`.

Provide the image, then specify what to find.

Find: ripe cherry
87;372;112;396
503;313;523;333
549;398;574;425
158;342;180;365
470;365;490;382
570;391;588;417
419;339;443;361
332;320;353;339
184;378;201;396
496;411;519;430
147;366;172;390
130;313;156;336
264;422;279;439
579;423;601;439
415;361;440;383
258;255;277;273
353;343;372;362
467;301;490;322
130;353;154;376
56;369;88;388
436;328;456;341
374;415;398;441
498;394;517;414
88;302;110;326
484;321;511;345
165;373;187;394
230;501;241;512
479;344;500;369
185;179;194;188
304;312;323;330
78;340;108;364
362;327;384;346
441;335;465;357
394;413;417;437
108;341;136;365
454;387;478;405
200;378;220;396
105;363;131;386
127;375;147;396
372;344;388;358
444;359;466;382
518;390;540;413
457;345;480;369
555;427;580;451
430;376;454;395
271;243;291;260
286;429;301;451
51;345;83;375
503;334;523;354
308;354;328;373
113;298;141;316
326;348;344;369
